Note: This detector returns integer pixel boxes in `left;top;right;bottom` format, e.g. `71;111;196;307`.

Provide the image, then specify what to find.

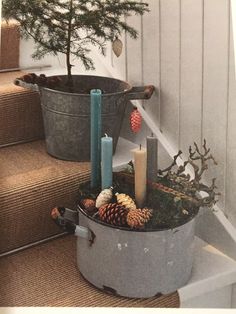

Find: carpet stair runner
0;21;180;307
0;140;90;254
0;27;89;254
0;71;44;147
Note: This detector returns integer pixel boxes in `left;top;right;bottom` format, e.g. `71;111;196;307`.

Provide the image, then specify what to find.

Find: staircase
0;21;236;309
0;24;90;254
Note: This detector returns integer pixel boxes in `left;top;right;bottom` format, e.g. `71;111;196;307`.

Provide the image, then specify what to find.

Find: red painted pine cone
130;108;142;133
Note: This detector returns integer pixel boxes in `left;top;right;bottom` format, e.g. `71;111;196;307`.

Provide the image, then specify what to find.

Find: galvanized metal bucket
76;207;196;298
40;75;154;161
54;205;196;298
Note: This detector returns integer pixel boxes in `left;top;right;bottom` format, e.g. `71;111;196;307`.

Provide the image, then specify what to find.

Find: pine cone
36;74;47;86
115;193;136;210
22;73;35;84
95;187;113;208
80;198;97;215
47;77;59;89
130;108;142;133
99;203;128;226
127;208;152;229
112;38;123;57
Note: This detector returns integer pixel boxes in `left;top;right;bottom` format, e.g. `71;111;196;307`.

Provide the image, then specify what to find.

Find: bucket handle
51;207;95;244
14;79;40;92
126;85;155;100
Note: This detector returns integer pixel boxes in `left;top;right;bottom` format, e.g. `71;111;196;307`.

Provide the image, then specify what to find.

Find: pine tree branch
2;0;149;78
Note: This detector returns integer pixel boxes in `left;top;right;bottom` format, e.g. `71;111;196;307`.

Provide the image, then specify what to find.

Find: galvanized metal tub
40;75;154;161
75;206;196;298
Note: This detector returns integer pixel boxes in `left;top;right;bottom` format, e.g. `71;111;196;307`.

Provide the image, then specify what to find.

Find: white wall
110;0;236;228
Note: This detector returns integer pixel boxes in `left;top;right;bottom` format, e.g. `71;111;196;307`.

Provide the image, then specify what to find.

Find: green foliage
78;173;199;230
2;0;149;86
146;187;199;229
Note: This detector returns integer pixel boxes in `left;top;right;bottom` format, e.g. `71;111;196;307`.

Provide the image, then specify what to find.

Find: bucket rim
77;205;198;233
40;74;132;97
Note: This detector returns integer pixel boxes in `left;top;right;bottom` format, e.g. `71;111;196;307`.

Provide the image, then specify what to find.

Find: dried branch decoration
158;139;220;208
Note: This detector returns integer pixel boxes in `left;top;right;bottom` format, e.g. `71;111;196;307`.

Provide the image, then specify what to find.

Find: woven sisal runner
0;235;180;307
0;83;44;147
0;140;90;254
0;71;44;147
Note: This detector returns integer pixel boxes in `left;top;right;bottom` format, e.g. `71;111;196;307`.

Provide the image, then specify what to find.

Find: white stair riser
181;285;232;308
232;284;236;308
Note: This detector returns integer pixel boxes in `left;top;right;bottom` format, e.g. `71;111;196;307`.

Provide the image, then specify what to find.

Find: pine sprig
2;0;149;89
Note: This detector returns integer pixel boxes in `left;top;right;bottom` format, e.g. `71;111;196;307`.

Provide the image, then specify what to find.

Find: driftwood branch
158;150;182;175
158;140;219;208
188;139;218;183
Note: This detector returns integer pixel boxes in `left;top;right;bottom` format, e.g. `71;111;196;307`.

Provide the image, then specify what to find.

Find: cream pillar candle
133;145;147;208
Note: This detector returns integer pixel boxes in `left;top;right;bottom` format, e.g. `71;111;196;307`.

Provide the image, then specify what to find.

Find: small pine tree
2;0;149;90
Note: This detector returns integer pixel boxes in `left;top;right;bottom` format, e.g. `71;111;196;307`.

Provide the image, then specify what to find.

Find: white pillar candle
133;145;147;208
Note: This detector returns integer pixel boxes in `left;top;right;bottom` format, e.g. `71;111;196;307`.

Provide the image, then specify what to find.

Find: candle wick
139;144;141;150
151;132;154;137
105;133;108;137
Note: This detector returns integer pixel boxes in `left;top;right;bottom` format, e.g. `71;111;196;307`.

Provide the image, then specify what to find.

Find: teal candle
90;89;102;188
101;134;113;189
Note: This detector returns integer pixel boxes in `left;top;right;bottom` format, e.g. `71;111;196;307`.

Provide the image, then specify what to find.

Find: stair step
0;140;90;254
0;233;235;307
0;21;20;71
0;235;179;307
0;71;44;147
0;70;24;85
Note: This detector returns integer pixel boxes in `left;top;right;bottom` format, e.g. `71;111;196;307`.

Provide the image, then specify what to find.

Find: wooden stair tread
0;140;90;254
